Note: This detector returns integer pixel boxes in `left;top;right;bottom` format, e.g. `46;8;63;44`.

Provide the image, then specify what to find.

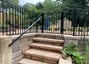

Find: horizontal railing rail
8;16;42;47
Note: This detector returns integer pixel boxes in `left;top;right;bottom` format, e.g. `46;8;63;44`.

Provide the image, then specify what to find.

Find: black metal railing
9;16;42;47
0;0;31;35
1;0;89;36
42;11;89;36
63;11;89;36
43;12;61;33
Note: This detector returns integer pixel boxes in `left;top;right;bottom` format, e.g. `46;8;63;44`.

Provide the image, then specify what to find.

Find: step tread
59;57;72;64
33;37;64;43
38;33;64;36
37;33;64;39
19;58;49;64
30;43;63;51
24;49;61;61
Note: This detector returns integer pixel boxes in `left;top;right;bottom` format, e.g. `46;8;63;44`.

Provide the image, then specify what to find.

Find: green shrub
85;45;89;64
61;43;84;64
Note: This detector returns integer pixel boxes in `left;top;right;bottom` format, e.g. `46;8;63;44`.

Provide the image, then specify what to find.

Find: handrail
8;16;42;47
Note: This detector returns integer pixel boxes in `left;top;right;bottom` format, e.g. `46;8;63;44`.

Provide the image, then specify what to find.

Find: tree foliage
8;0;19;5
43;0;57;12
56;0;89;27
56;0;89;10
23;3;39;21
23;0;57;23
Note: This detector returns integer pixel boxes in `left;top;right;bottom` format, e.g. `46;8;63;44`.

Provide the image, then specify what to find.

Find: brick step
30;43;63;52
32;38;64;46
24;49;61;64
36;33;64;40
18;58;49;64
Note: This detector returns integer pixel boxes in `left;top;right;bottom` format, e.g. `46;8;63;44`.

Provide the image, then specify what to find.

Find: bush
85;45;89;64
61;43;84;64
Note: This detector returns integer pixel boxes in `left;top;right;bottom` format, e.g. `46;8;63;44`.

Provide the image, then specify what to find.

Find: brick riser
30;46;61;53
24;54;58;64
36;34;64;40
23;48;61;64
32;38;64;46
30;43;63;53
33;40;64;46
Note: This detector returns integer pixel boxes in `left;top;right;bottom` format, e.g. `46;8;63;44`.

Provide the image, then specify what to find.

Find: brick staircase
18;33;72;64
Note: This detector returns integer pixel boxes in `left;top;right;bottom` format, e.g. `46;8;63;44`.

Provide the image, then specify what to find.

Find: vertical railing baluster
4;1;6;34
44;13;46;33
22;8;23;33
60;12;64;34
10;5;13;35
12;5;14;35
87;14;88;35
14;5;16;34
21;8;23;33
24;9;25;33
12;5;15;35
25;9;27;32
22;8;24;33
23;9;26;31
73;11;76;36
24;9;26;31
56;12;57;33
20;7;22;33
6;1;8;35
8;3;10;35
56;12;58;33
2;0;5;35
19;7;21;34
36;21;38;33
18;7;20;34
18;10;19;34
42;13;44;33
21;7;22;33
23;8;24;32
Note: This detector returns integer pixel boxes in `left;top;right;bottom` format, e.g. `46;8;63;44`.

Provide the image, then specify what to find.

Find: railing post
2;0;5;35
42;13;44;33
73;11;76;36
60;12;64;34
36;13;39;33
36;22;38;33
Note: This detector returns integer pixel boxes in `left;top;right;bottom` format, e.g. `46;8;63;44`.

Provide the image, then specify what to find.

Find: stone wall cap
64;35;89;40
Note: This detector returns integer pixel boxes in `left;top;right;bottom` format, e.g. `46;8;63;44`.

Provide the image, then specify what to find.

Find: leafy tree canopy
8;0;19;5
43;0;57;12
56;0;89;10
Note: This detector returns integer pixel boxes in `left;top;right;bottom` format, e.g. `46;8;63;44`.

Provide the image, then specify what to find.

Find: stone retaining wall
0;36;12;64
0;33;37;64
0;33;89;64
64;35;89;53
12;33;36;64
64;35;89;45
